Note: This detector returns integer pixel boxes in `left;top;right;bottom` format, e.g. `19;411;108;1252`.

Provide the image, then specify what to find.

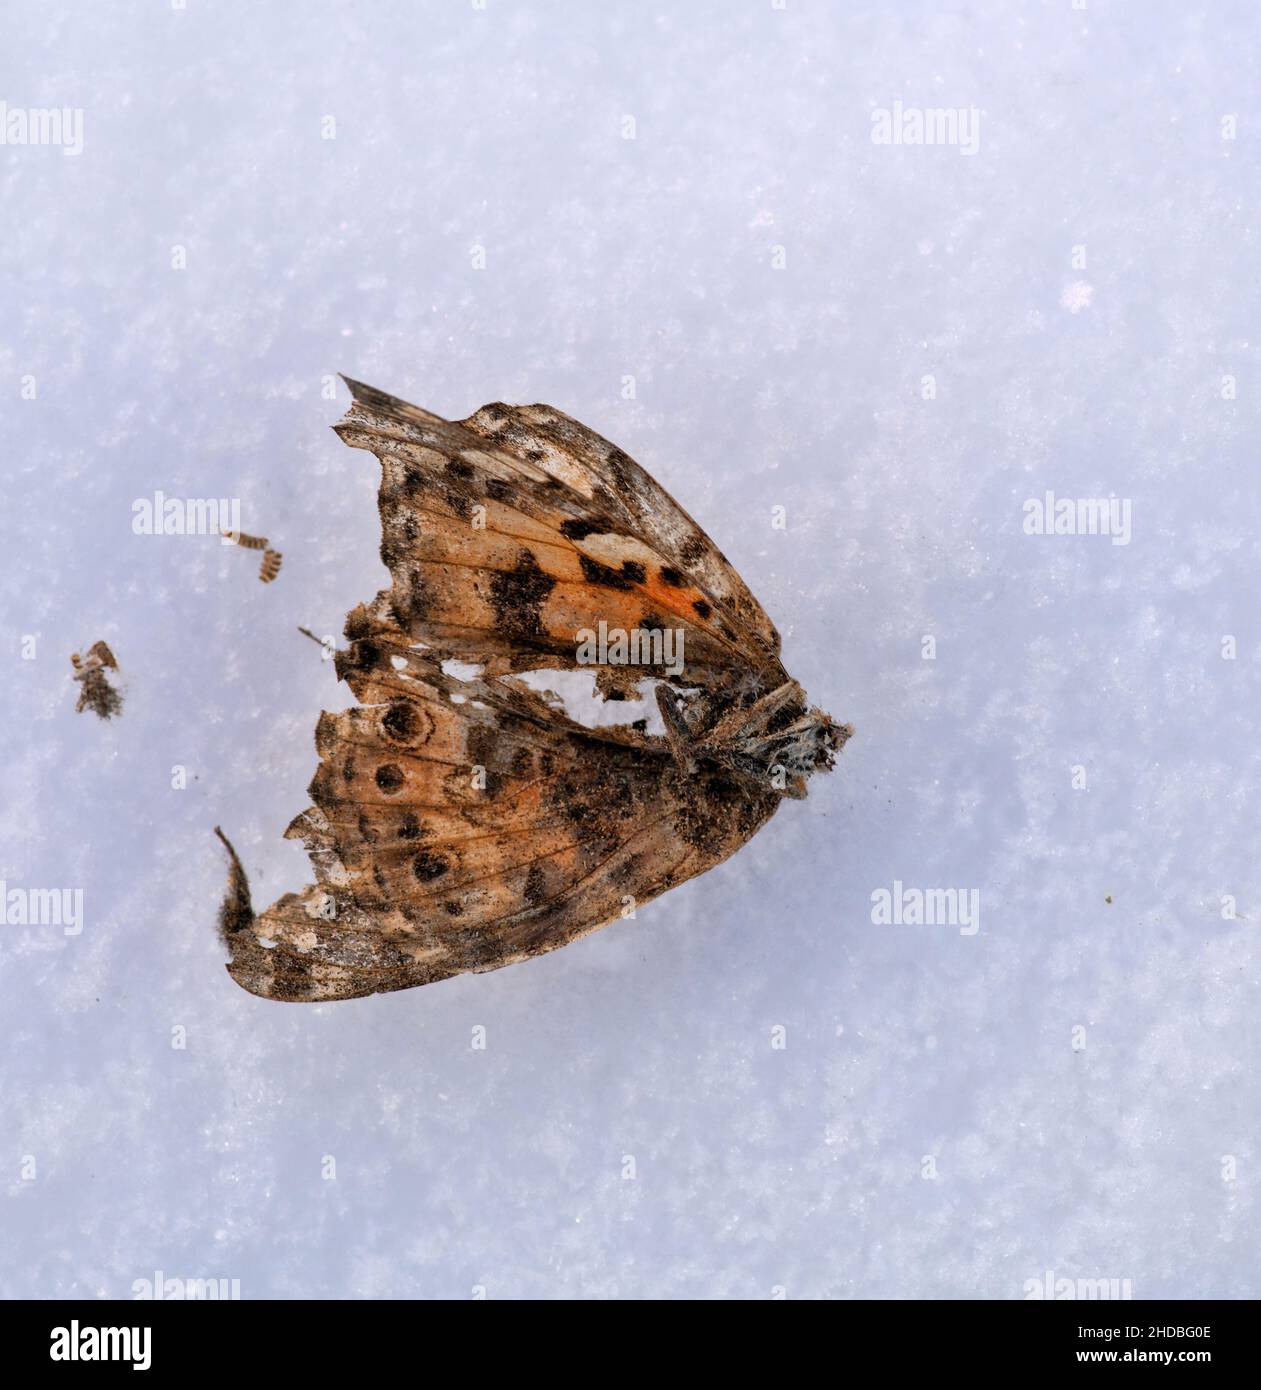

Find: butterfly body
219;381;849;1001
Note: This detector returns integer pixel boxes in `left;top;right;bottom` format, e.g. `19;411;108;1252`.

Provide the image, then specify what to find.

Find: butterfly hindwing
224;607;779;1001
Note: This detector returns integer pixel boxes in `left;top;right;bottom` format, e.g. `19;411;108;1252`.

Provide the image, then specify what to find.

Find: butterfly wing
221;381;799;1001
457;398;782;660
333;378;787;689
224;606;779;1001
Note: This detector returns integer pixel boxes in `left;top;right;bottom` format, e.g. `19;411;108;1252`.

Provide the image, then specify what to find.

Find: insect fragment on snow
223;529;283;582
223;529;269;550
71;640;123;720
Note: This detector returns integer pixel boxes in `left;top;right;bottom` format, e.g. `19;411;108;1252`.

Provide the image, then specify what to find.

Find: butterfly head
691;678;851;800
763;706;852;799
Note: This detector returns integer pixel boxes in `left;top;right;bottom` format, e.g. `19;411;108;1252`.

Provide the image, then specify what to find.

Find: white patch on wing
515;668;668;734
576;532;663;572
533;450;596;497
441;657;485;681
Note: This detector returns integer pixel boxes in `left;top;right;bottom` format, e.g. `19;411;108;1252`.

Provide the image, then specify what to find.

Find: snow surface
2;0;1259;1300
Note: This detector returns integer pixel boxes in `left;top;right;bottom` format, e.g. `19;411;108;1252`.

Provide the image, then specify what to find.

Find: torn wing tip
214;825;255;945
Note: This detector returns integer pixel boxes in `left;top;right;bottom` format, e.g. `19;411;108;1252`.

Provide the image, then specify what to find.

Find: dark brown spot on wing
382;700;424;743
524;862;551;906
413;851;450;882
579;555;646;590
489;549;556;638
680;535;708;567
375;764;404;793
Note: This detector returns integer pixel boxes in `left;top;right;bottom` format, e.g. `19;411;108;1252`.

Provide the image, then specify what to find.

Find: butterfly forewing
335;378;786;686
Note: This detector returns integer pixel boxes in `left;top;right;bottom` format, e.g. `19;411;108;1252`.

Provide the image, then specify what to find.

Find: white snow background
1;0;1258;1300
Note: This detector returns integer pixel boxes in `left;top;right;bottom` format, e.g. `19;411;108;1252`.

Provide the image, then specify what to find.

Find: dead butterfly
218;379;850;1002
